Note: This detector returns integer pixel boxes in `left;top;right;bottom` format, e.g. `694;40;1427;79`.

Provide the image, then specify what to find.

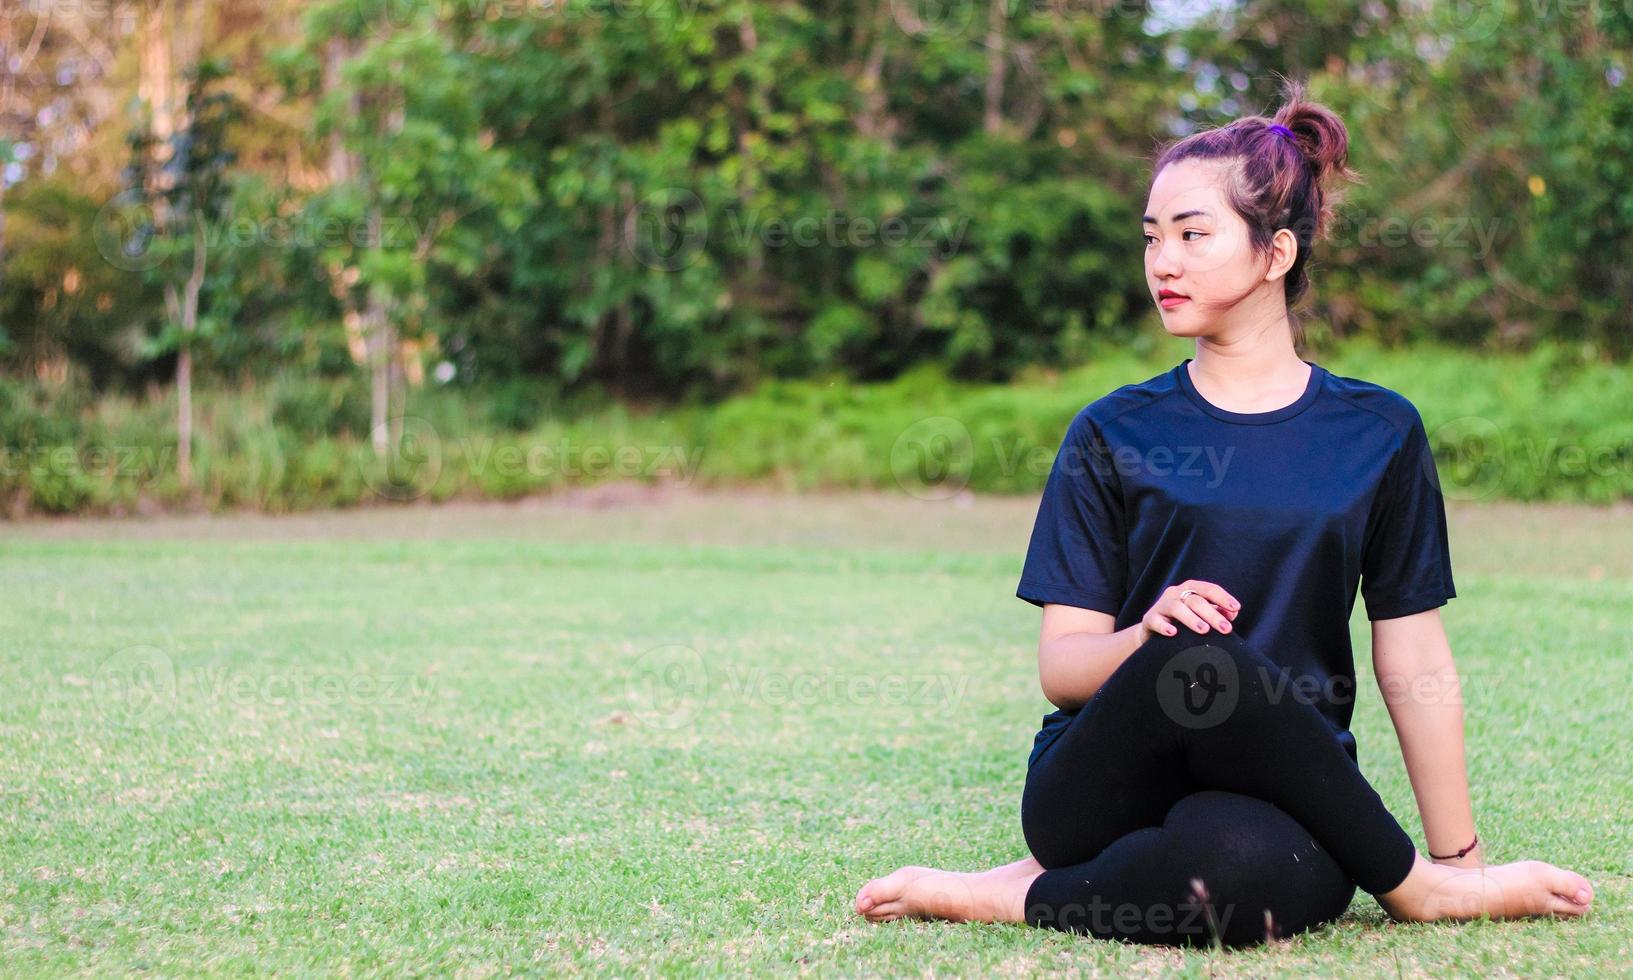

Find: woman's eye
1144;231;1206;246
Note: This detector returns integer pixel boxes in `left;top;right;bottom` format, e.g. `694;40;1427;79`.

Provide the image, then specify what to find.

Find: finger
1177;593;1231;633
1174;585;1233;623
1189;582;1242;618
1146;614;1180;637
1168;599;1212;633
1184;595;1234;633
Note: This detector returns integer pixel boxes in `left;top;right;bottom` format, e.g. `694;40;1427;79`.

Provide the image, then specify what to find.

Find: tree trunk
176;348;192;483
365;68;406;457
139;1;176;151
177;211;206;485
983;0;1007;135
367;203;391;457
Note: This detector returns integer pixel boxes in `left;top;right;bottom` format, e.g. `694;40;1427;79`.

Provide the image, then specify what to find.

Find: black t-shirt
1017;357;1456;766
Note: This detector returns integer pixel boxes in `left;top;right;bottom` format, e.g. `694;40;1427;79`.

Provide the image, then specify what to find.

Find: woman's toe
1548;868;1593;908
855;867;927;920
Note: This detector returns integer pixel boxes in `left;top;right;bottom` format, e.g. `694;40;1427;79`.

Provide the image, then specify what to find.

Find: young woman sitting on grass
853;79;1595;948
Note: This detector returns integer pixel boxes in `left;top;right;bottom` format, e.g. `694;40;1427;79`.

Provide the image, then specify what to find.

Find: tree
120;56;243;486
288;0;537;456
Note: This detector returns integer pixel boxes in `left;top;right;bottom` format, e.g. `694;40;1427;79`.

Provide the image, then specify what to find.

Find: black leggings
1021;626;1418;948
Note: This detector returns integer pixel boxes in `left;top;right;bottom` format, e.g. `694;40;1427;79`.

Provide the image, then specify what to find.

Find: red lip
1158;289;1188;299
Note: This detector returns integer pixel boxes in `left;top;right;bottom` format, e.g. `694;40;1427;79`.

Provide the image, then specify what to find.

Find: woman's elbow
1037;660;1084;712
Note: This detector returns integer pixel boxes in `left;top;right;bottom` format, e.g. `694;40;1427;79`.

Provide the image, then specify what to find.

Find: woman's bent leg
1021;627;1417;897
1024;790;1356;947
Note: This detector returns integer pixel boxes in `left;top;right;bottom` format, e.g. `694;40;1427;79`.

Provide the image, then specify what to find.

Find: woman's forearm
1376;644;1484;867
1038;623;1150;711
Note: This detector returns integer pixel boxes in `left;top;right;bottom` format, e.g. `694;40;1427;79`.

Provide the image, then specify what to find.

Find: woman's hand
1137;580;1241;646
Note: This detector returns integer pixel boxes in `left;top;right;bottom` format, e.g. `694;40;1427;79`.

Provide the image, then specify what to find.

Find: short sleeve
1016;412;1127;615
1361;406;1457;620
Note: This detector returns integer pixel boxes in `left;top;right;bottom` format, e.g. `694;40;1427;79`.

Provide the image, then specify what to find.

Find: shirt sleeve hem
1016;579;1122;615
1365;588;1455;622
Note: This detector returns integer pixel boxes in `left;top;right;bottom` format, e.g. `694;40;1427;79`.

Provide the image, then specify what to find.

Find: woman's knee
1166;792;1355;945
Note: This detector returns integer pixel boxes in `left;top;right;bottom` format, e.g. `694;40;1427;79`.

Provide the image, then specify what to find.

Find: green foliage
5;340;1633;516
3;0;1633;507
270;375;372;439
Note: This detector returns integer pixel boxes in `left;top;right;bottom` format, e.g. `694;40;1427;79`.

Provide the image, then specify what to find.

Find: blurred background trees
1;0;1630;418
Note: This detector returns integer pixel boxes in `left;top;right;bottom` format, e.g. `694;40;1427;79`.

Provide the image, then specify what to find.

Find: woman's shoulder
1071;364;1183;432
1319;366;1426;432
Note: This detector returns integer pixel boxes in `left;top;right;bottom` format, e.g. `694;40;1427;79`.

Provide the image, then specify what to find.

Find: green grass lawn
3;491;1629;974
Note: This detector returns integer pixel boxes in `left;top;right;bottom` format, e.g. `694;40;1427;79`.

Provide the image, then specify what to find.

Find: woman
853;80;1595;947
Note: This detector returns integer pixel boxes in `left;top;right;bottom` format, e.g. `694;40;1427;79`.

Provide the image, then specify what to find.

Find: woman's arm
1036;604;1144;711
1371;608;1486;868
1037;583;1240;711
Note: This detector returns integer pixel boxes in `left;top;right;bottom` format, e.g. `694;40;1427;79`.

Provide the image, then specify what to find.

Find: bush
3;339;1633;518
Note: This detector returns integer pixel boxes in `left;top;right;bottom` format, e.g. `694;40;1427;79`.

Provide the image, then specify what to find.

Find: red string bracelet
1429;834;1479;860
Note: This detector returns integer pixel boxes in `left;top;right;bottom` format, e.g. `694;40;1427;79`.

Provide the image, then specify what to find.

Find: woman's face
1143;158;1292;336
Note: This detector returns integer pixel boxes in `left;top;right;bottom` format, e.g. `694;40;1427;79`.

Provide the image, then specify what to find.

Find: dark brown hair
1150;75;1362;347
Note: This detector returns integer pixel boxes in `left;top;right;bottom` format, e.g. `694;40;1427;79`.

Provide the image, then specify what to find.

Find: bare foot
854;855;1044;924
1379;853;1595;923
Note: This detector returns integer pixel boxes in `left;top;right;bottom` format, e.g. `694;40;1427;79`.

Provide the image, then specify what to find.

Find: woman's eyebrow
1142;209;1213;224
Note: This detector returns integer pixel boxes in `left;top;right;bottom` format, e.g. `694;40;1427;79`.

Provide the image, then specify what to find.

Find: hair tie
1267;123;1297;143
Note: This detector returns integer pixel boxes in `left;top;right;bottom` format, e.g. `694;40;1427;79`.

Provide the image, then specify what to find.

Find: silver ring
1179;589;1197;600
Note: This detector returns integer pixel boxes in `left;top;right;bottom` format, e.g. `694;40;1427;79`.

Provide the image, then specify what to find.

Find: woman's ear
1264;227;1299;282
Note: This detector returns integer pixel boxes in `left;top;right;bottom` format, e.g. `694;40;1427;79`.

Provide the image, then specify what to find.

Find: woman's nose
1150;241;1182;279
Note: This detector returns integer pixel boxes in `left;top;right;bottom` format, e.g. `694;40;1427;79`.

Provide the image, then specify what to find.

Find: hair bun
1271;79;1359;192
